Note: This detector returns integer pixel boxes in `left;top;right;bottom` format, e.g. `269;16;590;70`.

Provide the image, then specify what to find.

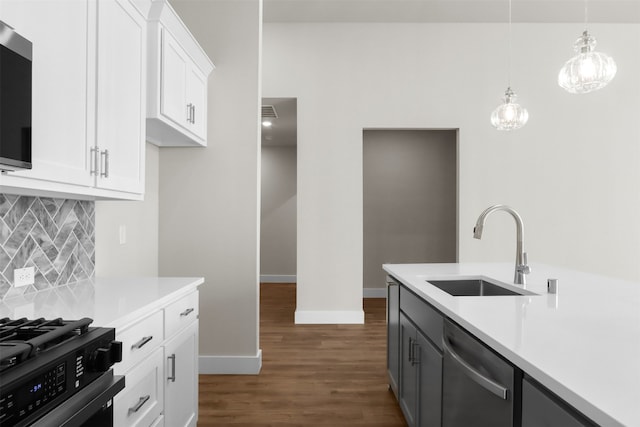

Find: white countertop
0;277;204;329
383;262;640;427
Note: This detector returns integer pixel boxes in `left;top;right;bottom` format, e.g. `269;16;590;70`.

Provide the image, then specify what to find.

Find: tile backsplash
0;194;95;299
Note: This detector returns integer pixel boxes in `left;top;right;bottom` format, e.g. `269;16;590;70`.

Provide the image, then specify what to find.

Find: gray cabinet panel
399;311;443;427
387;277;401;398
400;286;443;350
399;313;419;427
416;330;443;427
522;378;597;427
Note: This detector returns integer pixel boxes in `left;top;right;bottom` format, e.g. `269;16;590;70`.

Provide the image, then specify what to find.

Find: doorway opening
363;129;458;296
260;98;297;284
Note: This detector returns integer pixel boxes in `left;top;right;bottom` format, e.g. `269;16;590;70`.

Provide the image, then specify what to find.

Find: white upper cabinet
0;0;94;188
146;0;214;147
0;0;146;200
94;0;146;195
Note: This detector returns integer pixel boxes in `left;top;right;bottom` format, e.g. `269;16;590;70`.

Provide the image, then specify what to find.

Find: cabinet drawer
116;310;164;374
114;347;164;427
400;286;443;350
165;291;199;339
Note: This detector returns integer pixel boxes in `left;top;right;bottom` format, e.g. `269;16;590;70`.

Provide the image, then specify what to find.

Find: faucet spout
473;204;531;285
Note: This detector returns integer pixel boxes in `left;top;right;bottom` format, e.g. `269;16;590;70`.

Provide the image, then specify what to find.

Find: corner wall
159;0;262;374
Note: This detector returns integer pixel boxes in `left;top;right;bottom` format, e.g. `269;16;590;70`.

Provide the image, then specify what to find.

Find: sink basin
426;279;534;296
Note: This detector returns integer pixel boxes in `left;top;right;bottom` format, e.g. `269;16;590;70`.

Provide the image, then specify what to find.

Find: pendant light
558;0;617;94
491;0;528;131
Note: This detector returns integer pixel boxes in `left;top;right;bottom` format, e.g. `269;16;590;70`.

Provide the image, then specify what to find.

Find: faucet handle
518;252;531;274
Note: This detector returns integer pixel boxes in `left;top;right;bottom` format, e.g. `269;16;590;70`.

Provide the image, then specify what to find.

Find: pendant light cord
507;0;512;87
584;0;589;31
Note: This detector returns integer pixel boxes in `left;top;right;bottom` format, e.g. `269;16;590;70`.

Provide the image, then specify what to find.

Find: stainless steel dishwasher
442;319;520;427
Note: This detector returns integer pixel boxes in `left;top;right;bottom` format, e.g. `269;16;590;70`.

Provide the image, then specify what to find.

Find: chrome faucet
473;204;531;285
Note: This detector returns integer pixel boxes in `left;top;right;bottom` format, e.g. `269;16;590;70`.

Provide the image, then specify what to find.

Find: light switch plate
14;267;35;287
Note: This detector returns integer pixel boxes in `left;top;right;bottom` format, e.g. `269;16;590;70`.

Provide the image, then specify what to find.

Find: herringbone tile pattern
0;194;95;299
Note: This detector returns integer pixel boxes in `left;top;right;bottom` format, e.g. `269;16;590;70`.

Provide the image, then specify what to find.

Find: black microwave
0;20;32;172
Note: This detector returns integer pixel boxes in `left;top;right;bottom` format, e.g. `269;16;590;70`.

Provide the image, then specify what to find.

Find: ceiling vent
262;105;278;119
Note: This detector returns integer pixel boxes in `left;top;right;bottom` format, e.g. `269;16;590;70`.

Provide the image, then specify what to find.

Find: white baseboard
199;349;262;375
294;310;364;324
363;288;387;298
260;275;296;283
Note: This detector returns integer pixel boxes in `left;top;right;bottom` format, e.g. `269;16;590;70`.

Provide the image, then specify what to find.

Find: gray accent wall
261;146;297;277
0;194;95;299
363;130;457;290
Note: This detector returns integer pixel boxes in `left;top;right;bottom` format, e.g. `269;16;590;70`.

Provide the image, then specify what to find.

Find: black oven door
27;371;124;427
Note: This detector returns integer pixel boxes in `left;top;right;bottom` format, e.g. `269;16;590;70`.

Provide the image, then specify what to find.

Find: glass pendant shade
491;87;529;131
558;31;617;94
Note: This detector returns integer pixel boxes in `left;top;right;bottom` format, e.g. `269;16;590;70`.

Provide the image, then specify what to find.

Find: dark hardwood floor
198;283;407;426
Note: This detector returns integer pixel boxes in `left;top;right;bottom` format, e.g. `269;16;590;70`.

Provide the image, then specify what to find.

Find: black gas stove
0;317;124;427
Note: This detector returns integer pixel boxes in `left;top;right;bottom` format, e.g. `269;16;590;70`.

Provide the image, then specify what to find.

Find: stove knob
92;340;123;371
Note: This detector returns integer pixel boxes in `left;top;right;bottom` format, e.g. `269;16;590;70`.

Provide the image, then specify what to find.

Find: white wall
263;23;640;320
95;143;159;277
261;146;296;278
159;0;262;373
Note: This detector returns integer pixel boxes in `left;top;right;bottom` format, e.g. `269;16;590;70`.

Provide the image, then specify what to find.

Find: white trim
363;288;387;298
199;349;262;375
294;310;364;324
260;275;297;283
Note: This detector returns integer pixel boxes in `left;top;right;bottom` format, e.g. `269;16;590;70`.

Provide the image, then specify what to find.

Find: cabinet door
95;0;145;194
522;378;596;427
0;0;93;187
165;321;198;427
399;313;418;427
387;279;400;397
416;331;442;427
113;347;164;427
186;65;207;140
160;29;188;128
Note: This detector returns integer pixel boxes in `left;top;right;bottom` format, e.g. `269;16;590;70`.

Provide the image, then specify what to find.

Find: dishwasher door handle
443;337;509;400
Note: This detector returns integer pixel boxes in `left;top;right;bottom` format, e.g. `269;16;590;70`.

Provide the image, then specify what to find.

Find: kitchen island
384;262;640;427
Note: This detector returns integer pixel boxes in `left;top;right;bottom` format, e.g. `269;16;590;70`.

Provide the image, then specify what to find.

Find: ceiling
263;0;640;23
260;1;639;147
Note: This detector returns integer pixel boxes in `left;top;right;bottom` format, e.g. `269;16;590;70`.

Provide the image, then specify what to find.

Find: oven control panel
0;362;67;424
0;330;121;426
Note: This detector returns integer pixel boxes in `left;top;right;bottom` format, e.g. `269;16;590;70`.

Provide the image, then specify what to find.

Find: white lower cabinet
164;321;199;427
114;347;164;427
113;290;199;426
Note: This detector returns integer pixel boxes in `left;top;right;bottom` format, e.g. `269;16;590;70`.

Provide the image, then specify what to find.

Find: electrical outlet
14;267;35;288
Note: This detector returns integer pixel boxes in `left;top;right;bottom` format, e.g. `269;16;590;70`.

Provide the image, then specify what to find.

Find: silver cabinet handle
131;336;153;350
180;307;195;317
186;103;193;123
90;147;99;176
412;341;420;365
443;337;509;400
167;354;176;382
100;149;109;178
191;104;195;124
128;395;150;414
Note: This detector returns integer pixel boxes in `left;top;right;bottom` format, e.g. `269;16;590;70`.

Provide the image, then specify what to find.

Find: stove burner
0;317;92;371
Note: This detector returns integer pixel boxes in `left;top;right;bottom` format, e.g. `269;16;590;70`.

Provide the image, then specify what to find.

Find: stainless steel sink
426;279;534;296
